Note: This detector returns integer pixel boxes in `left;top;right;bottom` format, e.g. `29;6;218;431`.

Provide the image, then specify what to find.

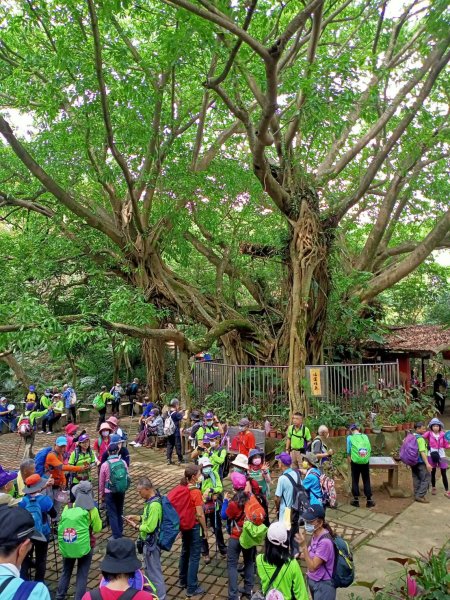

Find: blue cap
110;434;122;444
206;431;220;440
29;385;35;392
55;436;67;447
302;505;325;521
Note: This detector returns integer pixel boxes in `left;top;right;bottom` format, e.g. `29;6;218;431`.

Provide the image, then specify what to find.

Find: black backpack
283;470;311;514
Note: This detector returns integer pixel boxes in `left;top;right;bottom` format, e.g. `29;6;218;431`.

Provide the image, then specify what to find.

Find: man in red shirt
235;418;256;457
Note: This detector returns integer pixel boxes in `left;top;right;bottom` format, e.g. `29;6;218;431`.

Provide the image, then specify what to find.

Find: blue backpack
324;534;355;587
21;496;48;539
35;447;53;476
155;496;180;551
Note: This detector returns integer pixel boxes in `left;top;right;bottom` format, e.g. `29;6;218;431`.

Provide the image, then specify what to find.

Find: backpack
92;394;105;410
88;589;139;600
35;446;53;476
107;458;130;494
163;414;176;436
323;534;355;588
399;433;420;466
311;471;338;508
18;415;32;437
288;424;310;451
245;494;265;526
350;434;371;464
148;496;180;551
21;496;47;538
283;471;311;514
69;389;77;405
221;452;231;479
240;521;268;549
0;578;42;600
58;506;91;558
167;485;197;531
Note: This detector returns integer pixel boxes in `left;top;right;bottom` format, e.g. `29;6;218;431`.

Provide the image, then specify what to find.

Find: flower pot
381;425;396;433
364;427;371;434
402;423;409;430
396;424;403;431
276;432;284;440
328;429;335;437
268;430;277;438
372;428;382;434
337;427;346;436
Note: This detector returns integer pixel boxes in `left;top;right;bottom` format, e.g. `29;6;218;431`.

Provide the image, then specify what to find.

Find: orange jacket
45;450;85;488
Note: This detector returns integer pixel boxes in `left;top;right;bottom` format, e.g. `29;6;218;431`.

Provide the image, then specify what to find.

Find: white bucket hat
231;453;249;470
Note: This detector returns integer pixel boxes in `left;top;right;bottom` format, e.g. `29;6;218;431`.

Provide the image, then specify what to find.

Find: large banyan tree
0;0;449;411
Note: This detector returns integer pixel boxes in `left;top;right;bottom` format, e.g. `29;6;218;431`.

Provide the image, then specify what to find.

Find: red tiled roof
365;324;450;354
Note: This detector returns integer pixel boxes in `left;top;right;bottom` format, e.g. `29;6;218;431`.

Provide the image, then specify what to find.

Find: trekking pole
52;523;59;579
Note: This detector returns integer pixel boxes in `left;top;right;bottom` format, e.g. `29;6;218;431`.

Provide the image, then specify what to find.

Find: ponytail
322;520;335;538
180;464;199;486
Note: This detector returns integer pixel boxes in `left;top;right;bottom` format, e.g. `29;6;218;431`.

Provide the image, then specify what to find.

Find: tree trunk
142;338;166;403
0;351;30;390
178;349;192;412
284;200;328;414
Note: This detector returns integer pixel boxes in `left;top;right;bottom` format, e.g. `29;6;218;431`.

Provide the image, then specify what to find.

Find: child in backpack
297;505;336;600
126;477;166;600
99;443;129;538
198;456;227;564
56;481;102;600
248;448;271;526
256;522;308;600
19;474;57;583
221;472;255;600
422;418;450;498
346;424;375;508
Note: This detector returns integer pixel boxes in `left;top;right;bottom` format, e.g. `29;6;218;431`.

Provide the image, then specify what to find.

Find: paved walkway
1;414;448;599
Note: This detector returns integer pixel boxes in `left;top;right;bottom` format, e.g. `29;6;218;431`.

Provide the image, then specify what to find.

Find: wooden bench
77;407;91;423
369;456;409;498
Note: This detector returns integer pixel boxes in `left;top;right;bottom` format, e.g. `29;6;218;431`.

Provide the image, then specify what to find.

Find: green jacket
40;395;52;409
68;448;96;484
201;472;223;495
209;447;227;477
19;407;49;427
139;498;162;540
287;424;311;450
53;400;64;414
195;424;218;442
256;554;308;600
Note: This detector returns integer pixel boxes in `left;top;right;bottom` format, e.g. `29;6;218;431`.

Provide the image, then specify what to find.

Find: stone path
0;416;395;599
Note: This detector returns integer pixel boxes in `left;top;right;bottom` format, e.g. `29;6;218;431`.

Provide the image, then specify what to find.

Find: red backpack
244;494;265;526
167;485;197;531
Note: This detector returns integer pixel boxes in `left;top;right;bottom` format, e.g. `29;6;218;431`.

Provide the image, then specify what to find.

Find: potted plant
372;414;382;434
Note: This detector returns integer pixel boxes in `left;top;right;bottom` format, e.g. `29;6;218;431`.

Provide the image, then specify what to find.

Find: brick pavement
0;415;373;599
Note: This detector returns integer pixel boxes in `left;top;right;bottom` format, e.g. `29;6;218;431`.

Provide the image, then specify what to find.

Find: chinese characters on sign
309;368;322;396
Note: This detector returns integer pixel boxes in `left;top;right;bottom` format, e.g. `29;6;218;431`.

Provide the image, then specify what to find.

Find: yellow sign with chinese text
309;368;322;396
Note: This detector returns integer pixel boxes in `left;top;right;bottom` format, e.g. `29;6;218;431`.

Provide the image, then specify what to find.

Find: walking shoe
204;555;211;564
415;496;430;503
129;441;136;446
39;430;46;434
134;443;142;447
167;460;173;465
444;491;450;498
47;431;53;434
175;581;186;589
431;487;437;495
350;498;360;507
366;499;376;508
186;586;206;597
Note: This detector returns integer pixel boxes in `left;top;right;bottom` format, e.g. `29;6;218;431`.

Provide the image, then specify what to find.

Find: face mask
239;426;245;432
252;457;262;466
302;461;309;469
209;442;217;448
203;467;212;476
101;431;109;437
197;475;204;483
205;420;213;426
304;522;315;534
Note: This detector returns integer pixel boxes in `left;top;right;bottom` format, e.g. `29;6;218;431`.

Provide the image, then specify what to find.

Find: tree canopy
0;0;449;410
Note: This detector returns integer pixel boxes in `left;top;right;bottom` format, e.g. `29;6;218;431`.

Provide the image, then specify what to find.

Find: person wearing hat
248;449;271;526
346;424;375;508
126;477;166;600
198;456;227;563
93;422;114;464
297;505;337;600
56;481;102;600
231;454;262;496
0;465;17;495
106;415;126;441
234;418;256;457
286;412;312;469
206;430;227;480
274;452;301;535
300;452;324;508
38;390;54;434
422;417;450;498
186;410;202;449
0;396;18;433
17;402;50;459
191;433;211;461
0;504;50;599
101;433;130;467
19;474;57;583
44;437;91;512
16;459;38;497
25;384;38;405
40;394;64;436
81;537;154;600
256;522;308;600
165;398;185;466
99;443;130;538
68;434;97;495
194;411;219;445
64;423;81;460
221;472;255;600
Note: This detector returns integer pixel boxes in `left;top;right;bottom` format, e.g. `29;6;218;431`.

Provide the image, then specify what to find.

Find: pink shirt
99;457;128;496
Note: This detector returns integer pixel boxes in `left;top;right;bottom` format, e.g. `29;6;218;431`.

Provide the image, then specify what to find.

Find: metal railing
192;361;400;414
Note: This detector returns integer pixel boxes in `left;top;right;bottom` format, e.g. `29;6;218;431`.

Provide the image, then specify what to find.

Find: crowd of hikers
0;378;448;600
